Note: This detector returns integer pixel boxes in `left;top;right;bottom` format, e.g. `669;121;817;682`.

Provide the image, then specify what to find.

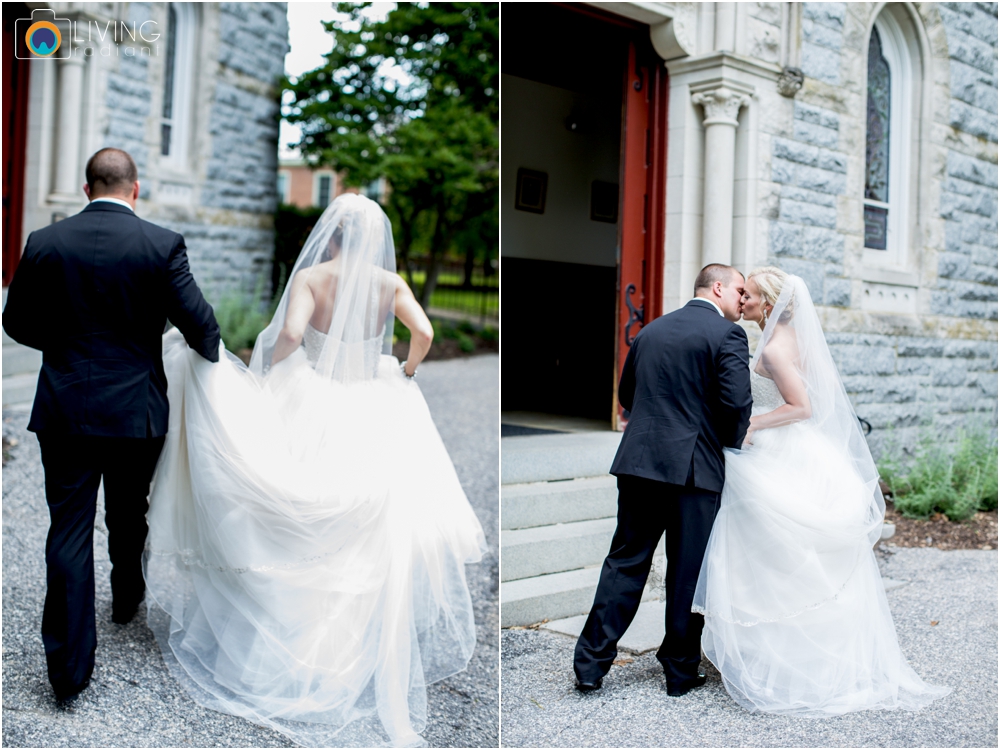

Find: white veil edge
248;193;397;383
752;275;886;542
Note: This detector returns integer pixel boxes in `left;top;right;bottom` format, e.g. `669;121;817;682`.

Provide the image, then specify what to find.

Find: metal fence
403;259;498;325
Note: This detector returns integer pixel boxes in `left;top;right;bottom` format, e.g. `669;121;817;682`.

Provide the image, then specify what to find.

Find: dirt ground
884;500;998;551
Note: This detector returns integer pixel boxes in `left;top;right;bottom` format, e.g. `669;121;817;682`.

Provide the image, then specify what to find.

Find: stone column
692;87;748;266
49;50;86;204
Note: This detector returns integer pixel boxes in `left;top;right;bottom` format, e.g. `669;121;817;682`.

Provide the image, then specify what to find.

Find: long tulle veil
693;275;950;716
145;192;486;747
249;193;396;383
751;275;885;542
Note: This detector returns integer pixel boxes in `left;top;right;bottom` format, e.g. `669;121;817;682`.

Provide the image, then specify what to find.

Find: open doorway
501;3;666;435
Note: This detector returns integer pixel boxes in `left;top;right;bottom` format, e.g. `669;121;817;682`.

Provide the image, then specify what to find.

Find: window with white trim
863;12;912;267
161;3;196;167
313;171;335;207
363;177;384;203
277;171;290;204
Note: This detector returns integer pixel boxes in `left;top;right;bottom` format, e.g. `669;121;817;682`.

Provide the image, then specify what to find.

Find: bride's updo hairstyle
747;266;795;322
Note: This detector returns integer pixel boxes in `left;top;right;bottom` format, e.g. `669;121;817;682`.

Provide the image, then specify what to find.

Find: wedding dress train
693;277;949;717
143;195;485;747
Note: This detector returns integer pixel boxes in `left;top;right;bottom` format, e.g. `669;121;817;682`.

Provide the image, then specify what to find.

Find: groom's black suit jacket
3;201;220;438
610;298;753;493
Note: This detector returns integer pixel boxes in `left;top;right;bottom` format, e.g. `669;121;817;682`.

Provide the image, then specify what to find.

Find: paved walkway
2;354;499;748
501;547;998;748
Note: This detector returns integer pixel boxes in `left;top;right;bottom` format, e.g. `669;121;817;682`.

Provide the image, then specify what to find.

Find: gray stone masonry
103;2;289;298
764;4;998;455
937;4;998;321
103;2;154;185
800;2;847;85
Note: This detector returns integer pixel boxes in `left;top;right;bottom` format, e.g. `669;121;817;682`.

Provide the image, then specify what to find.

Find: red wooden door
3;4;31;287
613;41;668;430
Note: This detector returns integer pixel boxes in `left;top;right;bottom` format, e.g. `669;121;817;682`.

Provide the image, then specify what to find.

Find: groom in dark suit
2;148;220;700
574;264;753;696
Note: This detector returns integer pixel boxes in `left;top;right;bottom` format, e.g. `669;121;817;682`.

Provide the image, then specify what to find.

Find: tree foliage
284;2;498;305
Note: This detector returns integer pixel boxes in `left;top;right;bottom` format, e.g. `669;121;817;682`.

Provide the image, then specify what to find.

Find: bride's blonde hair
747;266;794;322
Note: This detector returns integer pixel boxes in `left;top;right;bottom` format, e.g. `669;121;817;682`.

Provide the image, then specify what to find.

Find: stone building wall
755;1;997;456
82;1;288;300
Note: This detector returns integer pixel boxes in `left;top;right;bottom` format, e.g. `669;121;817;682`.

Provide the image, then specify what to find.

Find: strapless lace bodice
303;324;326;365
751;369;785;417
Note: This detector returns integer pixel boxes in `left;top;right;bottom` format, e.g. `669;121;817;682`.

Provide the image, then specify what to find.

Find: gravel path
2;353;499;748
501;547;997;748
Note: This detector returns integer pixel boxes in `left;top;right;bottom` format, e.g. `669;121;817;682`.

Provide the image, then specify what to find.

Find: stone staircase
500;431;665;627
2;293;41;408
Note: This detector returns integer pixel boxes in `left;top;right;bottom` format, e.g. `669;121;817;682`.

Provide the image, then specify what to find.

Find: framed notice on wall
515;168;547;214
590;181;619;223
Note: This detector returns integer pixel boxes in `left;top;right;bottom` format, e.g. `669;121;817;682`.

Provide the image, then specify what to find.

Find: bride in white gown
143;194;486;747
693;267;949;717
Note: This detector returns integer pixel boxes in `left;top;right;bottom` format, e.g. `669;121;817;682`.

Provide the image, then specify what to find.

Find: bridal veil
144;194;486;746
693;275;949;716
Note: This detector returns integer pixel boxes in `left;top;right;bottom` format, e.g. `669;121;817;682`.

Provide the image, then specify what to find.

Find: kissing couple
3;147;485;747
573;263;950;716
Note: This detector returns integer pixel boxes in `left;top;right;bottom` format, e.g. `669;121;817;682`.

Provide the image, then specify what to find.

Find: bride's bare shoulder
761;324;800;364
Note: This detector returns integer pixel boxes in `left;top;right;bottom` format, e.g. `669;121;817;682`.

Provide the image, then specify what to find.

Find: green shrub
393;317;411;343
215;277;275;353
879;425;998;521
434;319;459;341
274;203;326;294
479;325;498;343
457;333;476;352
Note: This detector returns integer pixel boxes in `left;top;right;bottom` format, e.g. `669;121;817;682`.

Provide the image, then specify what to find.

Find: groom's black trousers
574;474;721;687
36;433;164;697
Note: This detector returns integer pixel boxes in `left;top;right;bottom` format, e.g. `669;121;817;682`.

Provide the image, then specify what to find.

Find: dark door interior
501;3;633;422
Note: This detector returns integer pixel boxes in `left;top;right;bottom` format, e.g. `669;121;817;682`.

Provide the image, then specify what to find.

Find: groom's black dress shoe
53;677;90;703
575;678;602;693
111;597;143;625
666;673;707;697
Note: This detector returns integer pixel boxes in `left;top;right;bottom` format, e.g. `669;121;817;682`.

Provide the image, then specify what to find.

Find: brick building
276;157;385;210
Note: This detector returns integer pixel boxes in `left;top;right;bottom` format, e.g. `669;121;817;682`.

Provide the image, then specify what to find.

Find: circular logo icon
25;20;61;57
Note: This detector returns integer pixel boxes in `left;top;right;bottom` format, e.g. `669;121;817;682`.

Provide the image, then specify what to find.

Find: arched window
161;3;196;167
863;10;914;268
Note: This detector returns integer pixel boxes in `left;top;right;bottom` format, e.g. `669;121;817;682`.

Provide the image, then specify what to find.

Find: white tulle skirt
692;421;950;717
144;330;486;746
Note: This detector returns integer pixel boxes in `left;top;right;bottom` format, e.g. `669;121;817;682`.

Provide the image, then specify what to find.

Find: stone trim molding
668;50;782;83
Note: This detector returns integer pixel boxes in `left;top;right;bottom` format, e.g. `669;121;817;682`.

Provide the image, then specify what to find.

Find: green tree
284;2;498;307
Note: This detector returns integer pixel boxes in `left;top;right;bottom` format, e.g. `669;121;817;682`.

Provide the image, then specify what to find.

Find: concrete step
501;431;623;484
500;474;618;530
501;517;616;582
543;599;666;654
501;563;662;628
2;343;41;377
502;475;618;530
3;372;37;407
